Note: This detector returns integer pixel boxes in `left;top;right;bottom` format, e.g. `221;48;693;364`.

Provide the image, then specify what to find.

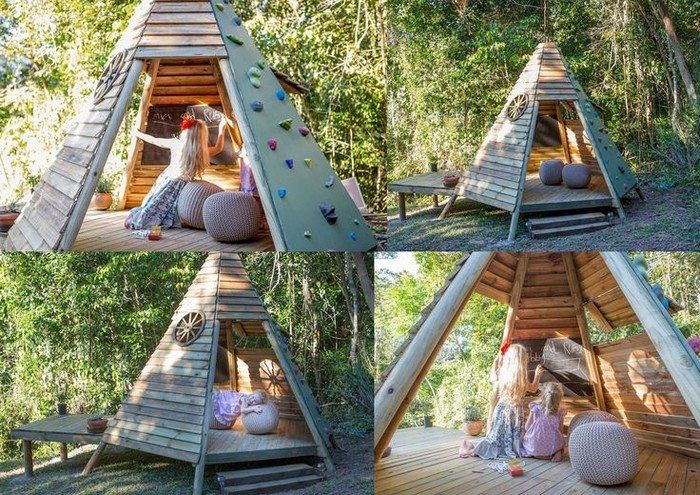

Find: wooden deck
375;427;699;495
73;210;274;252
521;173;612;212
206;428;317;464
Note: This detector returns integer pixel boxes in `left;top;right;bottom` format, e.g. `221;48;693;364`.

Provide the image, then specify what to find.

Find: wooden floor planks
73;210;274;252
521;174;612;212
375;427;698;495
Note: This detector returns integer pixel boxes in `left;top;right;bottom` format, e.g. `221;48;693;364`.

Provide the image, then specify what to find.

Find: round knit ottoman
177;180;223;229
569;422;638;486
562;163;592;188
242;403;279;434
539;159;565;185
569;410;620;437
202;192;261;242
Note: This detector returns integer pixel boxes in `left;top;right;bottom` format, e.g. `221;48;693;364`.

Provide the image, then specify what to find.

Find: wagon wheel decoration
93;49;128;104
260;359;285;396
507;93;529;121
172;311;206;347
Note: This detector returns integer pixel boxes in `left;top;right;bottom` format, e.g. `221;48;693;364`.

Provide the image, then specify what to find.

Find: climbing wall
210;1;375;251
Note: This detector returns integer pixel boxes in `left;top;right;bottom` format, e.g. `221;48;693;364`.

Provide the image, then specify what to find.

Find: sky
375;252;418;275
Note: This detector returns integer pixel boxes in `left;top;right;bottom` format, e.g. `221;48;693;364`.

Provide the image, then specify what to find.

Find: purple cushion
539;159;565;185
562;163;592;188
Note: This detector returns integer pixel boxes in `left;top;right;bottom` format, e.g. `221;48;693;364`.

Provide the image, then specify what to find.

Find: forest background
0;252;374;461
375;251;700;429
388;0;699;199
0;0;386;211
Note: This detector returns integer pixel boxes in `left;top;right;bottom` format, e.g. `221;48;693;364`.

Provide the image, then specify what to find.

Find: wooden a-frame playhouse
4;0;375;252
455;43;643;240
375;252;700;494
82;252;334;495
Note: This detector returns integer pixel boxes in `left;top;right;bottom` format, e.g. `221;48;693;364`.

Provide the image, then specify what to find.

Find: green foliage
387;0;700;199
94;173;117;194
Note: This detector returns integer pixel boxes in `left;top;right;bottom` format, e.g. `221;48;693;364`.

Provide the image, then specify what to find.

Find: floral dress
521;402;566;458
212;390;249;427
472;399;525;459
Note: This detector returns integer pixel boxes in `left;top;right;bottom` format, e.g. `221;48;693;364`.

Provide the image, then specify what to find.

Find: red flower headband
500;340;511;356
180;114;196;131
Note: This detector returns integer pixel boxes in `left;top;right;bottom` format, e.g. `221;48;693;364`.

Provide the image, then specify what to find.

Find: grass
0;434;373;495
387;183;700;251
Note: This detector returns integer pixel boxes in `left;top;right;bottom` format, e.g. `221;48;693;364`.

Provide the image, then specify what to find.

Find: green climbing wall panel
564;62;637;199
210;1;375;251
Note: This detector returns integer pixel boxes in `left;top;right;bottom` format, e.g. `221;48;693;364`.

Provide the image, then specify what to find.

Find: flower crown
180;114;196;131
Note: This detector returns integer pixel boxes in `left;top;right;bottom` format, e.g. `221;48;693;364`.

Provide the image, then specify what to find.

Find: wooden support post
563;253;607;411
602;252;700;425
59;59;145;250
508;100;539;243
60;442;68;462
374;252;494;461
556;103;572;163
438;195;457;220
81;441;106;476
397;193;406;221
117;58;160;210
225;323;237;390
508;208;520;242
217;59;287;251
22;440;33;477
501;253;529;345
429;162;439;207
584;301;614;334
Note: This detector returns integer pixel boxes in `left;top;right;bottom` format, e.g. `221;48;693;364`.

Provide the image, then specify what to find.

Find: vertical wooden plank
60;442;68;462
397;193;406;221
556;103;572;163
502;253;529;345
225;323;237;389
22;440;33;477
508;100;540;241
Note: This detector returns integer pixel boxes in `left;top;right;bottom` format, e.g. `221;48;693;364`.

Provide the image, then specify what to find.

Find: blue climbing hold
276;89;286;101
251;100;263;112
285;159;294;169
349;231;357;241
232;15;242;25
324;175;334;188
277;187;287;198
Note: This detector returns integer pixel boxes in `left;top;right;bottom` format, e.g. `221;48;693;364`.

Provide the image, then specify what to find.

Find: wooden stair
526;212;613;239
217;463;322;494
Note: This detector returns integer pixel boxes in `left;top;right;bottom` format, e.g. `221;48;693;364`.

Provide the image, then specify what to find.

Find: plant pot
423;415;433;428
90;192;113;211
86;417;108;434
441;174;460;187
57;402;68;415
463;420;484;436
0;211;19;233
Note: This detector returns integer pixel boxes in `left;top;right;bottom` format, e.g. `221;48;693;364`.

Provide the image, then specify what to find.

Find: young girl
522;382;566;462
459;343;544;459
212;389;267;428
124;114;228;230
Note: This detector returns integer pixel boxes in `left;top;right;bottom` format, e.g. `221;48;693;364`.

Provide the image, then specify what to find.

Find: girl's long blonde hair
540;381;564;416
497;343;530;404
179;119;209;180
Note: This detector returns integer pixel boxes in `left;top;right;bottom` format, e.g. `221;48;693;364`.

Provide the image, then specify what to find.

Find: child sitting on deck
459;343;544;459
521;382;566;462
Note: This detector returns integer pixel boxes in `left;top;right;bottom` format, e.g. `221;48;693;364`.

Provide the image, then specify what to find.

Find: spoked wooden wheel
172;311;206;347
93;49;128;104
507;93;529;121
260;359;285;395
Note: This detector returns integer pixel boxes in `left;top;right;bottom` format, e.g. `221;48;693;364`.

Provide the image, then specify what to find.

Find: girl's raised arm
134;130;177;149
208;117;227;156
527;364;545;393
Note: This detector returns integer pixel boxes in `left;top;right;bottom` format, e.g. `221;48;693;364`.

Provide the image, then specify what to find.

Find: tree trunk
344;253;361;367
653;0;697;105
302;274;322;393
352;252;374;318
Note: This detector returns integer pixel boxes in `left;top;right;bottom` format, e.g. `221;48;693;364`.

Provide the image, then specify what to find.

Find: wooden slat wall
5;0;154;251
533;44;577;101
216;254;267;324
474;252;517;305
595;333;700;458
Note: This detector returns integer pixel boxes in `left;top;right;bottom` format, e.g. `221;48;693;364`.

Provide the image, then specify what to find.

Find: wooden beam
374;252;494;461
210;58;243;148
81;441;106;476
118;59;160;210
60;442;68;462
194;320;221;495
556;103;572;163
438;195;457;220
22;440;33;477
225;322;237;390
602;252;700;425
584;300;615;333
60;59;145;250
501;253;529;345
563;253;606;411
508;101;540;241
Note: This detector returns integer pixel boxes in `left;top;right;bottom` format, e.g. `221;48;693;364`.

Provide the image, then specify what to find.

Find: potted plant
0;199;21;232
56;383;68;415
462;404;485;436
90;174;116;210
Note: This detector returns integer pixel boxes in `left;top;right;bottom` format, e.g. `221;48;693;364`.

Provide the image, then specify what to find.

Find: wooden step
530;221;611;239
221;474;322;495
217;463;317;487
526;212;608;230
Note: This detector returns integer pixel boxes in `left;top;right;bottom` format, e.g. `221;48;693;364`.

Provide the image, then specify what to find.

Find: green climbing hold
226;34;244;45
304;158;313;168
247;67;262;78
353;219;360;225
216;3;225;11
278;119;293;130
304;231;312;238
249;76;261;88
257;59;266;69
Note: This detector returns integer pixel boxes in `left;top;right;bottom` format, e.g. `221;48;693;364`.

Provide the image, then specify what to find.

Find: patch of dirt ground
387;183;700;251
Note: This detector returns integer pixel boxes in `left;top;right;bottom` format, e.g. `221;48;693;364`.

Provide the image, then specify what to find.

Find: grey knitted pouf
568;410;620;437
203;192;261;242
539;159;565;185
562;163;592;188
569;422;638;486
242;403;279;434
177;180;223;229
